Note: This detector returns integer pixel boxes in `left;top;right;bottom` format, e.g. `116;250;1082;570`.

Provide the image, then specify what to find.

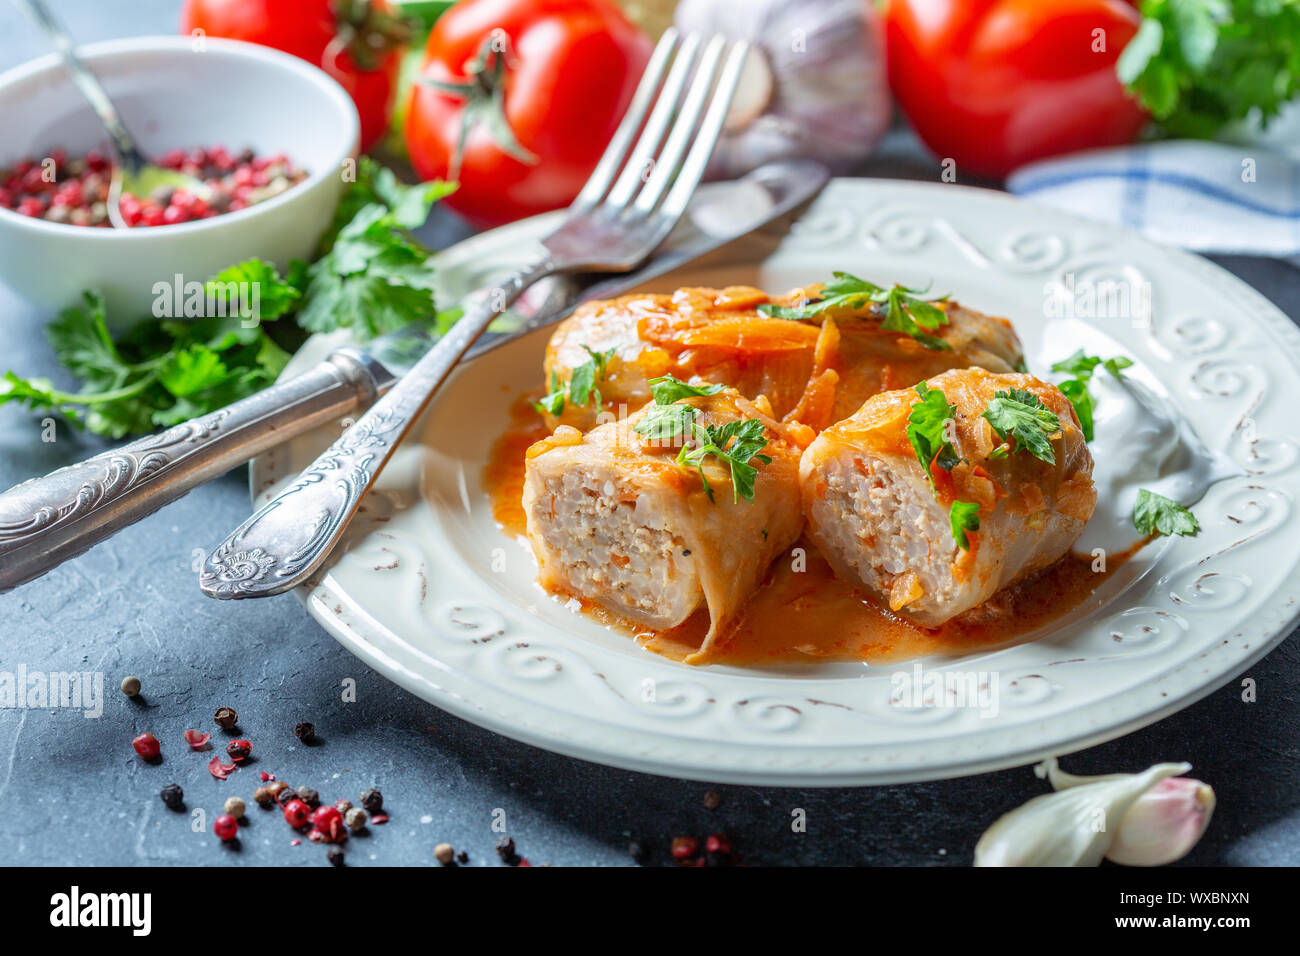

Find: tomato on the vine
180;0;411;152
884;0;1149;179
404;0;652;227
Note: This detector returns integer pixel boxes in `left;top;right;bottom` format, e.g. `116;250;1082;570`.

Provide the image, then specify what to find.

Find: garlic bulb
673;0;890;178
975;762;1191;867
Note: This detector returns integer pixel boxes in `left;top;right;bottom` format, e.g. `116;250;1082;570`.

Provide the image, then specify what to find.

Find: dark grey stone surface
0;0;1296;867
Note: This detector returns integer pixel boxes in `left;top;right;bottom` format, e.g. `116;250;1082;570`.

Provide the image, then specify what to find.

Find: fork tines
573;27;750;222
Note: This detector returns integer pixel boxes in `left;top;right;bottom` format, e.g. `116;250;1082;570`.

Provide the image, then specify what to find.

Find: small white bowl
0;35;359;327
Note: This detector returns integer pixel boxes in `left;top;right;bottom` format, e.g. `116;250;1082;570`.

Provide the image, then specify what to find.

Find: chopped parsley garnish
982;388;1062;465
680;418;773;504
634;402;697;444
906;383;977;550
949;500;981;551
647;374;724;404
533;345;616;417
631;377;770;503
907;383;962;491
1050;350;1133;442
756;272;952;351
1133;489;1200;538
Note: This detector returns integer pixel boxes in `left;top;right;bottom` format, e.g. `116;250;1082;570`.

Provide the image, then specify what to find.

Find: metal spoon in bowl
18;0;210;228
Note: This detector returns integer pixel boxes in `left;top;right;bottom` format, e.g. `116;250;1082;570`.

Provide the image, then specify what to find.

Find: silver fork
199;28;750;600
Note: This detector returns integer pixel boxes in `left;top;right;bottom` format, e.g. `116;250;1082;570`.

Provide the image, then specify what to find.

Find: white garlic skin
1106;776;1216;867
673;0;890;178
974;763;1190;867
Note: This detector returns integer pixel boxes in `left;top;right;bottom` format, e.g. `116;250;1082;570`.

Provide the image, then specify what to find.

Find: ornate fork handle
0;352;386;593
199;258;556;599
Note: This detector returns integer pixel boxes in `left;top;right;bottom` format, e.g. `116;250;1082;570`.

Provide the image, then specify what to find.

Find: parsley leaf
982;388;1061;465
757;272;952;351
1;268;300;438
949;501;981;551
533;346;617;417
631;377;770;503
297;157;455;340
907;383;976;548
907;383;962;490
1050;349;1133;441
568;346;616;410
1119;0;1300;139
647;374;724;404
634;402;698;445
679;418;772;504
1133;488;1200;537
534;370;567;418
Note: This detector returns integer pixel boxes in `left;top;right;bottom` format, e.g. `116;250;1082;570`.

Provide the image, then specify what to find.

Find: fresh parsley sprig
906;383;980;551
1050;350;1133;442
982;388;1062;465
647;375;724;404
632;375;770;503
533;345;617;417
679;418;773;504
1118;0;1300;139
296;158;456;340
757;272;952;351
1133;488;1200;537
907;383;963;492
0;281;298;439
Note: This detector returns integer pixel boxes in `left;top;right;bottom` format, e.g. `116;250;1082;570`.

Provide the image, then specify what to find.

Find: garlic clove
975;762;1190;867
1106;777;1216;867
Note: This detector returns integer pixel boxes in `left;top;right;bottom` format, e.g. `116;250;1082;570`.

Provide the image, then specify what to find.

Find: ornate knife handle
0;351;386;593
199;259;555;599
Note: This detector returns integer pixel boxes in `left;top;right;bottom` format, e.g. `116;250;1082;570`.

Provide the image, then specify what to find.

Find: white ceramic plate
252;180;1300;786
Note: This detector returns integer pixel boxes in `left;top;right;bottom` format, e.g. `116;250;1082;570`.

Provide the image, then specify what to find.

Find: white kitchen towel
1006;140;1300;260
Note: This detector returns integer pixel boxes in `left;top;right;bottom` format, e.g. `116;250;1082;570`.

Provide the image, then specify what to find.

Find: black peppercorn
225;739;251;762
296;786;320;809
456;850;468;864
326;845;345;867
159;783;184;810
294;721;316;744
359;788;383;813
275;786;296;807
214;706;238;730
495;835;519;865
628;839;649;865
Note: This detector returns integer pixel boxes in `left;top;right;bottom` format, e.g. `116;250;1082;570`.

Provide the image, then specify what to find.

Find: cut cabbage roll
542;284;1025;432
800;368;1096;627
522;384;804;658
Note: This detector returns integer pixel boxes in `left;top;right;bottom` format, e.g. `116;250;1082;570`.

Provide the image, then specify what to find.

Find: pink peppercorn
310;805;347;843
132;733;160;761
213;814;238;841
283;798;311;829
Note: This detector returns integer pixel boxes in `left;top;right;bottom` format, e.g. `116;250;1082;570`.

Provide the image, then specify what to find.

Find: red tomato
405;0;652;227
884;0;1149;179
180;0;409;151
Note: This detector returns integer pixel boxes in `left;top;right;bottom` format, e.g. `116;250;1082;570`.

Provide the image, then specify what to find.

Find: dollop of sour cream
1038;319;1241;557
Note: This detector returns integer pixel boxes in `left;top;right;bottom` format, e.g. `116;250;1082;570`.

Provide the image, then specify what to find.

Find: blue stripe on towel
1014;167;1300;219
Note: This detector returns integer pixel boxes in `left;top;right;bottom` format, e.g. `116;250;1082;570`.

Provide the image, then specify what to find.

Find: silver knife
0;159;828;593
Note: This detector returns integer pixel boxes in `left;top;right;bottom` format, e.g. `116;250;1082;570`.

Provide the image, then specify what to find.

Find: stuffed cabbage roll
800;368;1096;627
541;283;1025;432
522;382;804;658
